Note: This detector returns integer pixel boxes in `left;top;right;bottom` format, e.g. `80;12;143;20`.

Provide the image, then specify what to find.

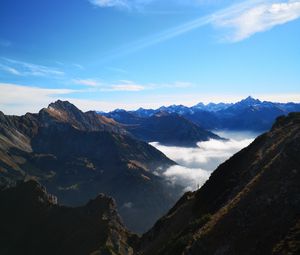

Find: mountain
0;180;137;255
104;111;222;147
212;96;297;131
138;112;300;255
179;97;300;131
105;97;300;132
0;101;183;233
192;102;233;112
2;112;299;254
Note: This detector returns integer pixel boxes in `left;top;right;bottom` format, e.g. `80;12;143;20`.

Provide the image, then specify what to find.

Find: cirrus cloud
214;0;300;42
0;58;64;77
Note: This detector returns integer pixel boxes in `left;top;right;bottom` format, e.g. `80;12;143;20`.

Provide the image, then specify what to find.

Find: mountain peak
48;100;81;113
240;96;261;104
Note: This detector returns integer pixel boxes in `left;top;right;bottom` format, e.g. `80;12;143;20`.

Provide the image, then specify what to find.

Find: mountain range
1;112;299;254
0;100;183;233
104;96;300;132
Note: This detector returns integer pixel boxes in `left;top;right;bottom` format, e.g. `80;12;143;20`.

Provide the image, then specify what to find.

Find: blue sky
0;0;300;114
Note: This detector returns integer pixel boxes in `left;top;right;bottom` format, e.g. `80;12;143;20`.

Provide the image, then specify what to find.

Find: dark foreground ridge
1;112;300;254
0;180;137;255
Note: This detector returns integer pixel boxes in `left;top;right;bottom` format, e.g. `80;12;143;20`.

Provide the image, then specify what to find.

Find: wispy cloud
0;64;21;75
88;0;223;10
0;58;65;77
0;82;149;115
73;79;146;91
73;79;101;87
98;0;300;61
89;0;130;9
72;78;192;91
110;80;145;91
214;0;300;42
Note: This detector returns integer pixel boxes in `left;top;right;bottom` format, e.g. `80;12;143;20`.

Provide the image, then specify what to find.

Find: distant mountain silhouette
0;101;183;233
105;97;300;131
105;110;221;147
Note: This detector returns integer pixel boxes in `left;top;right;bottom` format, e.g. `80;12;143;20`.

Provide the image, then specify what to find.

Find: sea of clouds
151;131;260;192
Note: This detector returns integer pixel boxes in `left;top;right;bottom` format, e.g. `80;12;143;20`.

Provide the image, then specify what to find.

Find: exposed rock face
138;112;300;255
0;180;137;255
0;101;182;233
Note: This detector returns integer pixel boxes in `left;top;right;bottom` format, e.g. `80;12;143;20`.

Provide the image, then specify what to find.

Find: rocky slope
0;101;182;233
138;112;300;255
0;180;137;255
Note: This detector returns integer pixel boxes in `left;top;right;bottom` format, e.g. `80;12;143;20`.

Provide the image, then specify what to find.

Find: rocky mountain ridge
0;101;182;233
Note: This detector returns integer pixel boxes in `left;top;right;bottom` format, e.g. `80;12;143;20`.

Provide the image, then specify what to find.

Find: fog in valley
151;131;261;192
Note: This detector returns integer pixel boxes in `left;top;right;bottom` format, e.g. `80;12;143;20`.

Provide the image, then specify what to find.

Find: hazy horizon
1;95;300;116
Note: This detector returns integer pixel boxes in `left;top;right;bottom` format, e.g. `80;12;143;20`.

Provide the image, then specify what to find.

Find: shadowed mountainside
105;110;221;147
0;180;137;255
0;101;183;233
138;112;300;255
1;113;299;254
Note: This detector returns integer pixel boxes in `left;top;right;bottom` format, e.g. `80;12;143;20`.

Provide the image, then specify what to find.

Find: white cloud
88;0;237;10
214;0;300;42
0;83;77;115
98;0;300;61
0;82;148;115
0;64;21;75
72;79;192;92
89;0;129;8
151;132;256;191
1;83;300;115
0;58;64;77
110;80;145;91
73;79;101;87
72;79;146;91
162;165;211;192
